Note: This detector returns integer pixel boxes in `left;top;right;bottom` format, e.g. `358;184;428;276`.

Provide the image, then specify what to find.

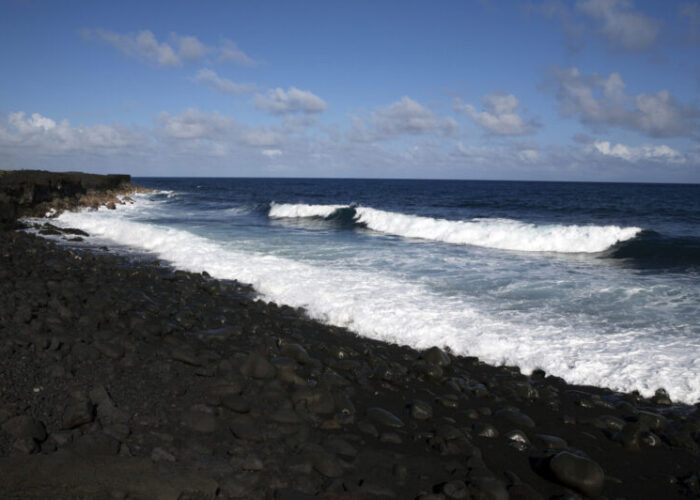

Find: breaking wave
48;204;700;404
269;203;642;253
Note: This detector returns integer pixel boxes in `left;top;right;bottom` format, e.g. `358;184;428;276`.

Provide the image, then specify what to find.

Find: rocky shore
0;169;148;229
1;172;699;499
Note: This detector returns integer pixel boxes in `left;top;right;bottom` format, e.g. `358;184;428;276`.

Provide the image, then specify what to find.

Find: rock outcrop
0;170;143;229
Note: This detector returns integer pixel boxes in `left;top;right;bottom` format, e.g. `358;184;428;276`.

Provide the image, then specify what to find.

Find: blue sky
1;0;698;182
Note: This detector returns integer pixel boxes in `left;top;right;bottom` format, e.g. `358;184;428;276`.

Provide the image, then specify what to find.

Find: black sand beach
1;171;699;499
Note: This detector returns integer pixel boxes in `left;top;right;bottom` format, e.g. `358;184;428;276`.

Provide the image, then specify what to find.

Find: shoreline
1;231;698;498
1;171;699;498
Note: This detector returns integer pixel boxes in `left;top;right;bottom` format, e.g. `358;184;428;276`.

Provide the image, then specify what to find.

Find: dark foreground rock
1;230;699;499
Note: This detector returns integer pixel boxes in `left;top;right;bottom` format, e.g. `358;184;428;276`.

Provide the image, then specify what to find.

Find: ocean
48;178;700;403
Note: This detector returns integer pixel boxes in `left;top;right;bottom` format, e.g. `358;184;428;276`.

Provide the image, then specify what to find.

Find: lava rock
411;400;434;420
1;416;47;442
547;451;605;497
367;407;404;428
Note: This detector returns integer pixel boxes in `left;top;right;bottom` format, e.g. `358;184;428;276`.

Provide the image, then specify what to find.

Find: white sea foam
52;204;700;403
267;203;642;253
269;202;347;219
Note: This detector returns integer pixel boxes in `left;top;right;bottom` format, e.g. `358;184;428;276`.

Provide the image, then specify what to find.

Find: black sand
0;171;699;499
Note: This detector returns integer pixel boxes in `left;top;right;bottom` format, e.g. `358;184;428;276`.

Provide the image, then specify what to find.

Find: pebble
92;340;125;360
61;400;94;430
240;352;276;379
367;407;404;428
0;204;698;500
1;416;46;442
380;432;403;444
311;451;344;478
180;410;218;433
473;422;499;438
504;430;530;451
547;451;605;497
532;434;568;451
495;408;535;428
423;346;451;367
71;431;120;456
442;480;468;499
411;400;434;420
220;395;251;413
150;446;176;462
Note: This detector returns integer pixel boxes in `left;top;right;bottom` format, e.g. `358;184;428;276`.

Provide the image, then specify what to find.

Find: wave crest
269;202;347;219
268;203;642;253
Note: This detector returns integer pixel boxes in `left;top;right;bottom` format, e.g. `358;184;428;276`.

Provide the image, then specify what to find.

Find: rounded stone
367;407;404;428
548;451;605;497
495;408;535;429
533;434;568;451
240;352;276;379
423;346;451;367
473;422;499;438
1;416;47;442
221;395;251;414
411;400;434;420
442;480;468;499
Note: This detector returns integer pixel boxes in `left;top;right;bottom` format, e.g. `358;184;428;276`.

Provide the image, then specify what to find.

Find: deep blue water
51;178;700;402
136;178;700;271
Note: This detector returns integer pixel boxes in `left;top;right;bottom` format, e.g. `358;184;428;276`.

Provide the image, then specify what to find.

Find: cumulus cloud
155;108;237;140
454;93;537;135
194;68;256;94
592;140;686;162
239;128;282;147
262;149;282;158
528;0;659;51
84;29;256;67
154;109;284;156
254;87;327;114
3;109;695;181
171;34;209;61
456;141;541;164
525;0;587;51
89;29;182;67
549;66;700;138
356;97;458;140
576;0;659;50
219;39;256;65
0;112;144;153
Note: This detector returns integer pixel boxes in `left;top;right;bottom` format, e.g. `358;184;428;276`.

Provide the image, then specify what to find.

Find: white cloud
154;109;287;157
194;68;256;94
1;112;144;153
93;29;181;67
155;108;236;140
456;141;541;164
576;0;659;50
239;128;282;147
454;93;536;135
262;149;282;158
2;109;696;182
255;87;327;114
550;66;700;138
219;39;256;66
171;34;209;61
592;140;686;162
359;96;458;139
529;0;659;52
519;148;540;162
85;30;256;67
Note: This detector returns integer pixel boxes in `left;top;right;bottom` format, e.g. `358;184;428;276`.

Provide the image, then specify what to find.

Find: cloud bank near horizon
1;1;699;182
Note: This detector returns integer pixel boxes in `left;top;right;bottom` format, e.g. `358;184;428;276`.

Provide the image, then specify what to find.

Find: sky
1;0;699;182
